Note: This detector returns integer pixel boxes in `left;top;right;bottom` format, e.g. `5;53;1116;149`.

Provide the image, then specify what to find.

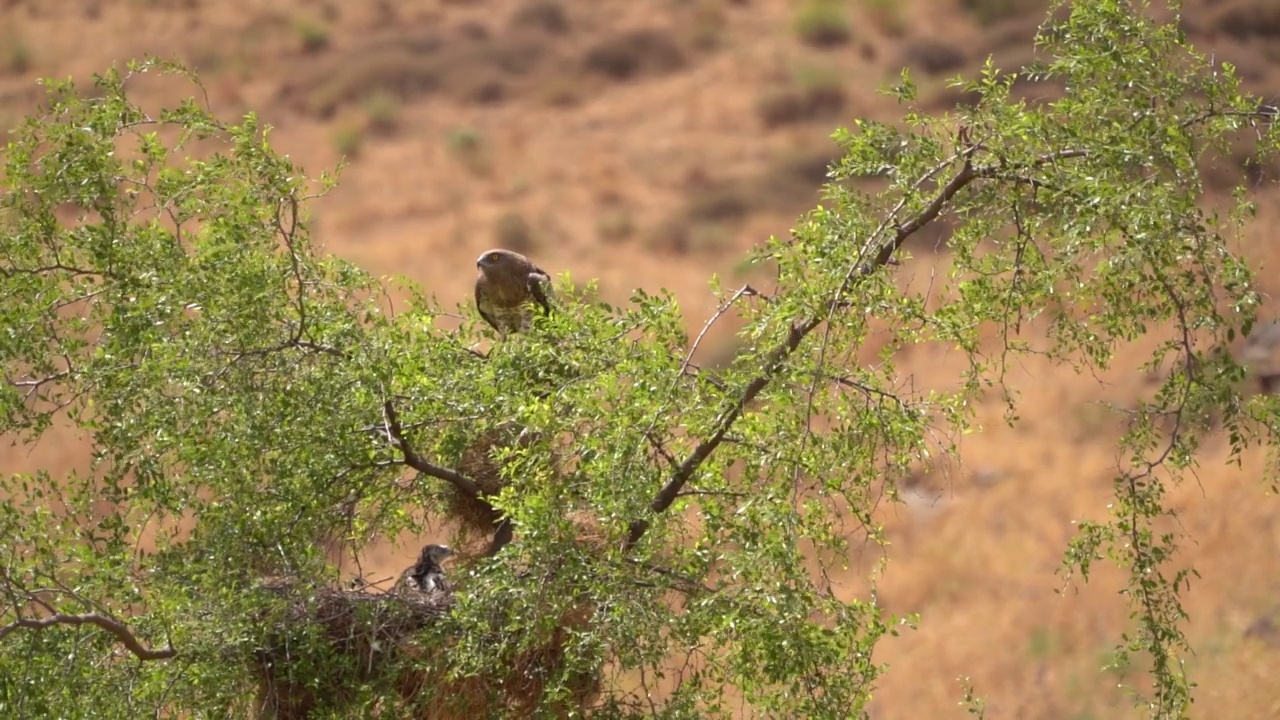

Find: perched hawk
396;544;455;594
474;249;553;337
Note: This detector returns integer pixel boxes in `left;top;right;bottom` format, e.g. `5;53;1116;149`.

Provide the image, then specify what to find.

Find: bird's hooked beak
475;253;490;268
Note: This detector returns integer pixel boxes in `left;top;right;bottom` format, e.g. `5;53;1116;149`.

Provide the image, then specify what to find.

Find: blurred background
2;1;1279;717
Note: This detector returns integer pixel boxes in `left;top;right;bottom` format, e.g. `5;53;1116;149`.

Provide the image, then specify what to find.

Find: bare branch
644;431;679;472
209;336;347;385
380;400;515;553
10;370;72;391
0;612;176;661
672;490;750;499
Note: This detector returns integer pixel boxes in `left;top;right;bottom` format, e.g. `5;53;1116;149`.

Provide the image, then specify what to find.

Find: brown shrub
755;64;846;128
596;208;635;244
756;85;846;128
583;29;686;80
279;20;557;117
1215;3;1280;39
793;0;853;48
686;183;751;224
899;38;967;75
924;85;984;111
645;218;738;256
510;0;570;34
1240;320;1280;394
283;47;442;118
654;142;838;256
754;144;840;208
492;212;536;253
959;0;1048;27
536;75;583;107
1202;134;1280;192
456;20;490;41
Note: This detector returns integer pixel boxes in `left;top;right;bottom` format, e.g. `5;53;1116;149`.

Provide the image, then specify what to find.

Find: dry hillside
2;0;1280;717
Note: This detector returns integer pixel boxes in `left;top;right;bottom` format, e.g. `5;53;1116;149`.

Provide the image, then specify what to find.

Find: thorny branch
0;263;118;280
678;284;759;377
200;198;346;381
275;194;310;348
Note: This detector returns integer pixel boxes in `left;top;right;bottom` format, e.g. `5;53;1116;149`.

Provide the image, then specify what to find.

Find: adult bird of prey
396;544;455;594
474;248;553;338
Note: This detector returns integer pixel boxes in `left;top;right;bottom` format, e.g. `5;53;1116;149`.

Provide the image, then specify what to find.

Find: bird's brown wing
393;568;416;594
527;269;552;316
475;277;501;332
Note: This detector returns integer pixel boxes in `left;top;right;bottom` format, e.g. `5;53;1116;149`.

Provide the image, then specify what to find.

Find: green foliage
2;1;1280;717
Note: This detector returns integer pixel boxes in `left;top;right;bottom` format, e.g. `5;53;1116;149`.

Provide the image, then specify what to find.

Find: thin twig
678;284;758;377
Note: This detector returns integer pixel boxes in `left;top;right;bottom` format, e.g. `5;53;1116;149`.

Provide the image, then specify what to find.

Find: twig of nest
250;580;601;719
252;582;455;719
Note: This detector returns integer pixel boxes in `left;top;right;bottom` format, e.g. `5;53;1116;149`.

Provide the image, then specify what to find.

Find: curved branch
382;400;514;553
0;612;176;661
382;400;484;500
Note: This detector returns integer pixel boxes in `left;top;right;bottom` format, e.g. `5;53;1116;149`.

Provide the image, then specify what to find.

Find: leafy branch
626;135;994;548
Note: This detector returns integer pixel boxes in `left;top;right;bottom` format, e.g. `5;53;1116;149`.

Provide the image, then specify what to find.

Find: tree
2;1;1277;717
